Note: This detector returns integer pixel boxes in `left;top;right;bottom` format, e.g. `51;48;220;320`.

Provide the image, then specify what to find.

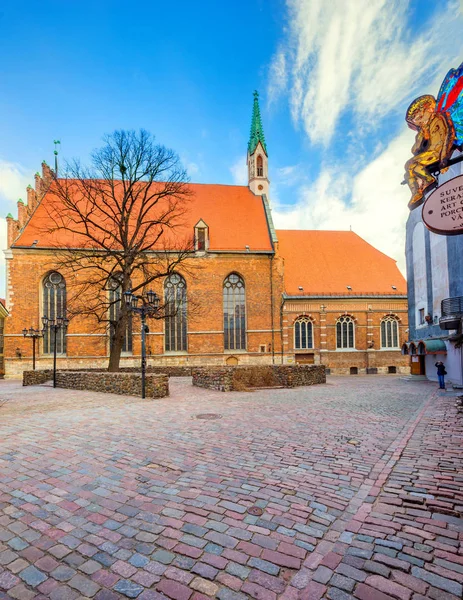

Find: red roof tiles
13;182;273;252
277;230;406;296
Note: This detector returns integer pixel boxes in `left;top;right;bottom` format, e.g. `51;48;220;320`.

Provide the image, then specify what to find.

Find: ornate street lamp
124;290;160;398
41;315;69;388
22;327;43;371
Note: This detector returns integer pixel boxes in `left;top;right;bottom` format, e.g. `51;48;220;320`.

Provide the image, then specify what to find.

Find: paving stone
51;565;77;581
248;557;280;576
19;565;48;587
327;588;355;600
68;573;101;596
331;574;356;592
0;570;20;591
114;579;145;598
0;376;454;600
313;565;333;584
411;566;462;597
152;549;176;565
157;578;192;599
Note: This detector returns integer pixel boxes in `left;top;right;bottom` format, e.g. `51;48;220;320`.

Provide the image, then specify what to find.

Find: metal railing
441;296;463;317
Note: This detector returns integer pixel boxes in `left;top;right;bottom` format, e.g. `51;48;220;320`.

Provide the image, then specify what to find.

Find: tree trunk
108;317;126;372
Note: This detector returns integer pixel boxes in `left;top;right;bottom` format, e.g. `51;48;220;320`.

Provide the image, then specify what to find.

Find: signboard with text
422;175;463;235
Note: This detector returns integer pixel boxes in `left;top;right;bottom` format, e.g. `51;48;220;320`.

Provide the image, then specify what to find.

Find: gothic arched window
381;316;399;349
165;273;187;352
109;276;132;354
256;155;263;177
336;315;355;349
42;271;67;354
294;317;313;349
223;273;246;350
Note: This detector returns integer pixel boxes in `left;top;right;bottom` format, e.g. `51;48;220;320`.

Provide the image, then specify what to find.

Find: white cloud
0;160;30;298
0;160;29;206
272;128;413;274
230;155;247;185
269;0;463;145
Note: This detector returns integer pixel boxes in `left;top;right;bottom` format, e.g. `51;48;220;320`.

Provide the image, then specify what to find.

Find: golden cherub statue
404;61;463;209
404;95;454;209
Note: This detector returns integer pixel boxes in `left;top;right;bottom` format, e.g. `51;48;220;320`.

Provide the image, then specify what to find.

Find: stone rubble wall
192;364;326;392
192;368;234;392
23;370;169;399
23;370;54;386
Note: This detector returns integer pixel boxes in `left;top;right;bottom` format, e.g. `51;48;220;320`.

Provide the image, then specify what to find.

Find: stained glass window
165;273;187;352
381;316;399;349
223;273;246;350
43;271;67;354
336;316;355;349
294;317;313;349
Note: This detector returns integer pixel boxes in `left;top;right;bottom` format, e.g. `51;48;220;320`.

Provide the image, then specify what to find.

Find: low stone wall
54;371;169;398
23;369;168;398
269;364;326;387
193;365;326;392
23;370;54;386
192;368;234;392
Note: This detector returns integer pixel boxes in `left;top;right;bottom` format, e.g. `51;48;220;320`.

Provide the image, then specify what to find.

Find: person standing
435;361;447;389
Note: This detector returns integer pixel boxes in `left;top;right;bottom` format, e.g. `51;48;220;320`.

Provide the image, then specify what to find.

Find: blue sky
1;0;463;295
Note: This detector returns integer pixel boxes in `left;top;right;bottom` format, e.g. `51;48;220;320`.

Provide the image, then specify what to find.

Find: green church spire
248;91;267;156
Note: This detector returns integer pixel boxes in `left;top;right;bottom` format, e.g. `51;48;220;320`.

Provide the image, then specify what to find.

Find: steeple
248;91;267;156
247;91;269;196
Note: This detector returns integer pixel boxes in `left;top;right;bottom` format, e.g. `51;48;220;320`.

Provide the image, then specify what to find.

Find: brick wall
5;249;284;377
281;298;410;375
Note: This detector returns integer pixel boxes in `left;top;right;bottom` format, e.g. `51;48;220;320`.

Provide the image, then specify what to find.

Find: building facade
3;94;408;377
278;231;409;374
404;153;463;385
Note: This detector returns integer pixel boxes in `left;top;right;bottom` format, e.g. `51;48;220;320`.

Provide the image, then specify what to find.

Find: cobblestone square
0;376;462;599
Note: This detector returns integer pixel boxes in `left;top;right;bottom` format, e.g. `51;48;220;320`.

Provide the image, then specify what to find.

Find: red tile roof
13;182;273;252
277;230;406;296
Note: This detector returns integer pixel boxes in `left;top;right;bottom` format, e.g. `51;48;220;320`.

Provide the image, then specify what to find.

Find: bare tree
44;129;196;371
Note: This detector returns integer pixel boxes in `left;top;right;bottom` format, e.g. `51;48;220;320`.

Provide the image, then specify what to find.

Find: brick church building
4;94;409;377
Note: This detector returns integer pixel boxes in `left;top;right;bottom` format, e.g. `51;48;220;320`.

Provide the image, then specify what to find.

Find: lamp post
123;289;160;399
22;327;43;371
41;315;69;388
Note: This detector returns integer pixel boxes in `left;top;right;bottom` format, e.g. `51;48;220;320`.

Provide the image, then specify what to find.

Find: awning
402;339;447;355
417;339;447;355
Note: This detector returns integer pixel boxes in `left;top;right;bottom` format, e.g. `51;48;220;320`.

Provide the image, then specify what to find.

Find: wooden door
410;356;426;375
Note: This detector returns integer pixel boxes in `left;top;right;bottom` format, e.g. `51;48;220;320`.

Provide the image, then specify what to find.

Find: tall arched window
294;317;313;349
165;273;187;352
256;155;263;177
381;316;399;349
224;273;246;350
109;276;132;354
43;271;67;354
336;315;355;349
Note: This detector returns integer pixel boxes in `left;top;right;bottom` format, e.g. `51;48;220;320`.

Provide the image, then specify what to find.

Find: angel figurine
404;61;463;209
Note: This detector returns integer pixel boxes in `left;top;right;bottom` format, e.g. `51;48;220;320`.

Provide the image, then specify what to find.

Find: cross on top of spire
248;90;268;156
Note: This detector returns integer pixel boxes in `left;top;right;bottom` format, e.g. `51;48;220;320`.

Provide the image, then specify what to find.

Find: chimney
41;161;55;188
27;184;38;213
6;214;19;247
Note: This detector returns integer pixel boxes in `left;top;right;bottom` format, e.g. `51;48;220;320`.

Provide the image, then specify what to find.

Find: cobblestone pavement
0;376;461;599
